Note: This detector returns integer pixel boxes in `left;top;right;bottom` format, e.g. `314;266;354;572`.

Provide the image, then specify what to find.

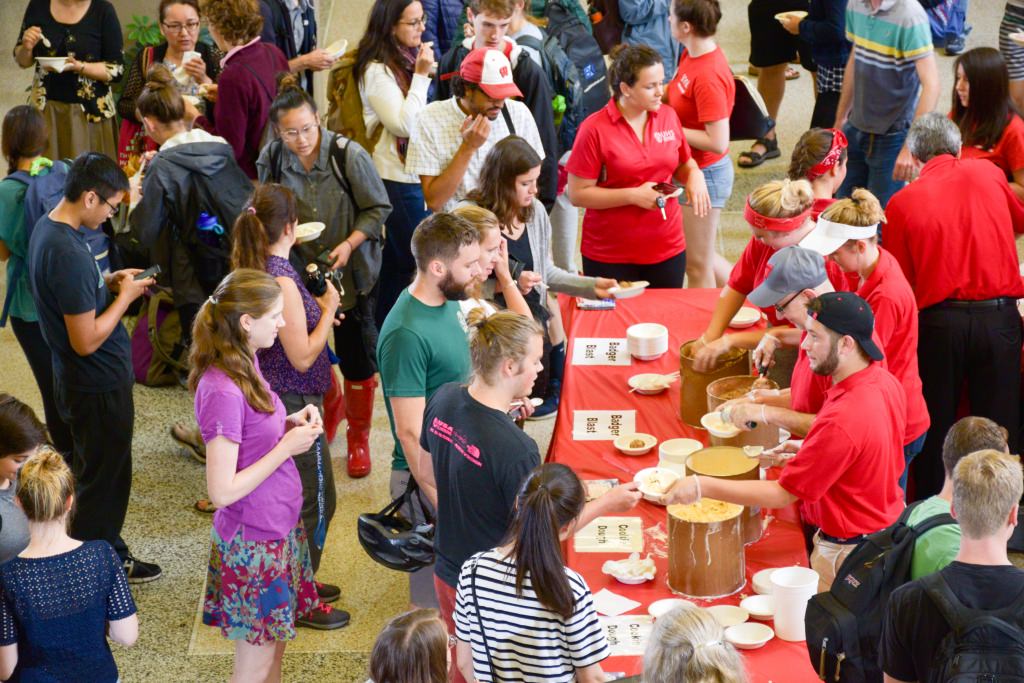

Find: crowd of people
1;0;1023;680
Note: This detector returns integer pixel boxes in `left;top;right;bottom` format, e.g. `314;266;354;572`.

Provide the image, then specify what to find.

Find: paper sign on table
574;516;644;553
571;338;630;366
572;410;636;441
592;588;642;617
599;615;655;657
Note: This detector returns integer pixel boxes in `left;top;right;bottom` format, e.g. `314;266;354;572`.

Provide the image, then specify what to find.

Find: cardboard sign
600;615;655;657
574;516;644;553
572;410;636;441
571;338;630;366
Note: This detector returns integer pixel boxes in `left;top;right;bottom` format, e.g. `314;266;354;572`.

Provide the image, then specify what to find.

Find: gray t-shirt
0;480;30;565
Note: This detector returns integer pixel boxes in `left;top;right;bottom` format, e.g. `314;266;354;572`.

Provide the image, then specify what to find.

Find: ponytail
17;448;74;524
506;463;586;619
465;309;543;385
229;183;298;272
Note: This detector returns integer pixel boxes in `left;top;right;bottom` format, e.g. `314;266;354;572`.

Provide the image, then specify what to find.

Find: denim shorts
702;154;735;209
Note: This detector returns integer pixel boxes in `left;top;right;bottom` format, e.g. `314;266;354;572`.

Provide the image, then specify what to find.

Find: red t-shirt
885;155;1024;309
726;238;854;326
567;100;692;265
666;46;735;169
811;197;835;220
858;248;930;443
959;114;1024;181
779;363;906;538
790;341;831;415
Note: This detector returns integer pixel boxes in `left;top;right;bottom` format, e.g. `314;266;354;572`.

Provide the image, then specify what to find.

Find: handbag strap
470;557;500;681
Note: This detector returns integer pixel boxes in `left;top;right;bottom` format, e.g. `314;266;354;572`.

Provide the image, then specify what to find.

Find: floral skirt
202;522;319;645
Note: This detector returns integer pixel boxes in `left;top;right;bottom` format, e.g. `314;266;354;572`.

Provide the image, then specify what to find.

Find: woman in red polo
800;189;930;494
567;44;710;288
692;178;846;374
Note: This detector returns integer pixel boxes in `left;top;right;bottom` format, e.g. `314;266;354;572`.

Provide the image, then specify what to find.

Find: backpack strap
0;260;22;328
500;105;516;136
268;138;283;183
328;133;356;208
898;499;958;536
470;557;499;682
239;61;274;102
921;571;972;635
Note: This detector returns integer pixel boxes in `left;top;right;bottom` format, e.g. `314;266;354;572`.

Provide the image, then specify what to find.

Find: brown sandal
194;498;217;514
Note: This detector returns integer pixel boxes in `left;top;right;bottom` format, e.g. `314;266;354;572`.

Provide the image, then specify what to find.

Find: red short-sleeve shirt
790;341;831;415
779;363;907;538
666;46;735;169
858;248;930;443
567;100;692;265
959;114;1024;181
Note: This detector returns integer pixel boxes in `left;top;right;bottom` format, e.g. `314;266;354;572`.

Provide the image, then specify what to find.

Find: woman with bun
0;449;138;681
628;605;748;683
127;64;253;354
692;178;851;376
368;609;449;683
788;127;849;219
229;183;349;629
800;189;930;492
455;462;611;683
567;44;709;289
190;268;325;680
352;0;435;325
257;73;391;479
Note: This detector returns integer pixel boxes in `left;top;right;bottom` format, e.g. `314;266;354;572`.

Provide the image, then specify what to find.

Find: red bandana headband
743;199;812;232
805;128;848;181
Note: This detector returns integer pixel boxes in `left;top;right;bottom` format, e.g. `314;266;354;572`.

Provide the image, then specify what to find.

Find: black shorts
748;0;813;68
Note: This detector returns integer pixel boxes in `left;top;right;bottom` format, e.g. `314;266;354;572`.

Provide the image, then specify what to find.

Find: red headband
805;128;849;181
743;199;812;232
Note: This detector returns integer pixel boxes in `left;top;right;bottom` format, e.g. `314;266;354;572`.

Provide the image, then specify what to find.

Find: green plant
126;15;164;48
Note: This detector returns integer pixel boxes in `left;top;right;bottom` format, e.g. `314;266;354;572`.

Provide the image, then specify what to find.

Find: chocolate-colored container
679;340;749;427
706;375;781;450
667;501;746;598
685;446;763;544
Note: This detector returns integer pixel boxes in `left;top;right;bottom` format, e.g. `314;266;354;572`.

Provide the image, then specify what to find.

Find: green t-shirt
907;495;961;580
0;178;36;323
377;288;471;470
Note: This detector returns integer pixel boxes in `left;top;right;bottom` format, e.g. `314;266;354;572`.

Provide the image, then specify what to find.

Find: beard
810;339;840;377
439;270;471;301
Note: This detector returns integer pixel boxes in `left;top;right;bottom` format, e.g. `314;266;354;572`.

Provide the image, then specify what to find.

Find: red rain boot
345;377;376;478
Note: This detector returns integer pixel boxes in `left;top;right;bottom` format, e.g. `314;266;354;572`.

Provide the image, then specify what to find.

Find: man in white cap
406;47;546;212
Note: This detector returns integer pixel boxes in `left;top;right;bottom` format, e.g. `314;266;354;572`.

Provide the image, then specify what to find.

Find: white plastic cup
769;566;819;641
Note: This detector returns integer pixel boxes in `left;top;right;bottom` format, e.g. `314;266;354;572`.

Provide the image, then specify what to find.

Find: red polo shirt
858;248;930;443
790;340;831;415
567;99;692;265
811;197;835;220
779;362;906;538
958;113;1024;182
727;238;855;326
884;155;1024;309
666;46;735;169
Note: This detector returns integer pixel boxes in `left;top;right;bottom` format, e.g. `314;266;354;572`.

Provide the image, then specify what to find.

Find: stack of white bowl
627;323;669;360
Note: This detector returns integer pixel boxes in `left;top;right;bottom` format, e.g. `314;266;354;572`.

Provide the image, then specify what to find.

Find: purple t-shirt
194;361;301;541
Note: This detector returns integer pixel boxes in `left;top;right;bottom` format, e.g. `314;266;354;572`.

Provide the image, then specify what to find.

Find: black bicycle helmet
357;477;435;572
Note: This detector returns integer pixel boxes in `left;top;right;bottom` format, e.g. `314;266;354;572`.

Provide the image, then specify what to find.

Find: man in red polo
884;112;1024;499
662;292;906;591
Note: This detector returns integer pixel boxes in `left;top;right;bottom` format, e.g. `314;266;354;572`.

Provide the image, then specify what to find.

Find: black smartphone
652;182;677;194
133;265;161;281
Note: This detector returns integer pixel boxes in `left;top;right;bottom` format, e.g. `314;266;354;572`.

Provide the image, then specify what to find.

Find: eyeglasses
94;192;119;215
399;17;427;27
279;122;319;141
162;20;201;33
774;292;800;315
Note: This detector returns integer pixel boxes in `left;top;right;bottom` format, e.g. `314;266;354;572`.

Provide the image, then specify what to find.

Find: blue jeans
899;431;928;499
927;0;968;46
838;123;907;209
375;180;430;328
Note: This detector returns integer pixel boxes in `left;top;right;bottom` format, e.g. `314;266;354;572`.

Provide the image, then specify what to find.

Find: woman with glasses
257;74;391;479
116;0;220;168
14;0;125;160
352;0;435;326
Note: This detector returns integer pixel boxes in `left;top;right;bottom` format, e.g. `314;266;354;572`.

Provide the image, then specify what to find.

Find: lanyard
312;436;327;550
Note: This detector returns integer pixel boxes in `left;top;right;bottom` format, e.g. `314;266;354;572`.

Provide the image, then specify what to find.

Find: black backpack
805;501;957;683
921;571;1024;682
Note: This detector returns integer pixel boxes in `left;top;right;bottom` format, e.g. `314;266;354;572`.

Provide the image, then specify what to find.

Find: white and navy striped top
454;549;610;682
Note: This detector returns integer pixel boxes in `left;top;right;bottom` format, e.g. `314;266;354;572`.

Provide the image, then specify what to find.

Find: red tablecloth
549;290;820;682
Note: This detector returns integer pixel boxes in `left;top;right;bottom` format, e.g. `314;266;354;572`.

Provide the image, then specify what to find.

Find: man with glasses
260;0;337;93
26;153;163;583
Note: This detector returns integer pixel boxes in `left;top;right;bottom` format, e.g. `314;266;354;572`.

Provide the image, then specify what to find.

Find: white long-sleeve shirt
359;62;431;183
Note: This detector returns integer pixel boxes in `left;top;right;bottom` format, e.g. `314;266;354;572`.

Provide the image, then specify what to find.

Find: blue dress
0;540;136;682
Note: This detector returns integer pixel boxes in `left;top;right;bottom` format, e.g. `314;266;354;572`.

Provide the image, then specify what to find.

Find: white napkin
592;588;642;617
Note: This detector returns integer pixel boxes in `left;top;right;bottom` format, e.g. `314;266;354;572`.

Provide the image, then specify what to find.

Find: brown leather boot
345;377;376;478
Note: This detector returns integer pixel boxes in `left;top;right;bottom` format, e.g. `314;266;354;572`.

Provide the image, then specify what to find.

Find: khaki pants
810;532;859;592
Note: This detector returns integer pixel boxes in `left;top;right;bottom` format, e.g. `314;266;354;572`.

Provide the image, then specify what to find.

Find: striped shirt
454;550;610;682
846;0;933;135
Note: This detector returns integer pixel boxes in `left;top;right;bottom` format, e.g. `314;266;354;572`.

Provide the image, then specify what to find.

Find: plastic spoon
40;32;51;48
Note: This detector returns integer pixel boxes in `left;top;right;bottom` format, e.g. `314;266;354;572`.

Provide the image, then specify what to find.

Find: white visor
799;218;879;256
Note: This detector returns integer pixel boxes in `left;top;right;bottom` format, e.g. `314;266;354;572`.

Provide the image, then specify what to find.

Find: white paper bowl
701;412;740;438
648;598;695;619
633;466;680;503
729;306;763;328
706;604;749;628
725;622;775;649
740;594;775;621
659;438;703;463
325;38;348;59
295;221;326;244
774;10;808;22
614;433;657;456
602;554;656;584
628;373;670;395
610;280;649;299
627;323;669;361
752;568;779;595
36;56;68;72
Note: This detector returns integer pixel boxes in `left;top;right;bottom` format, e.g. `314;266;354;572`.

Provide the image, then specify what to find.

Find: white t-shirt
405;98;545;212
455;549;610;682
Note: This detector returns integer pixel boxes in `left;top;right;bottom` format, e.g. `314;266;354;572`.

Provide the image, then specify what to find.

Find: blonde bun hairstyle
17;448;74;524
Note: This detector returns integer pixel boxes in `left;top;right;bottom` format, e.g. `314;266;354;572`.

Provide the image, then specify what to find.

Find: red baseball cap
459;48;523;99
